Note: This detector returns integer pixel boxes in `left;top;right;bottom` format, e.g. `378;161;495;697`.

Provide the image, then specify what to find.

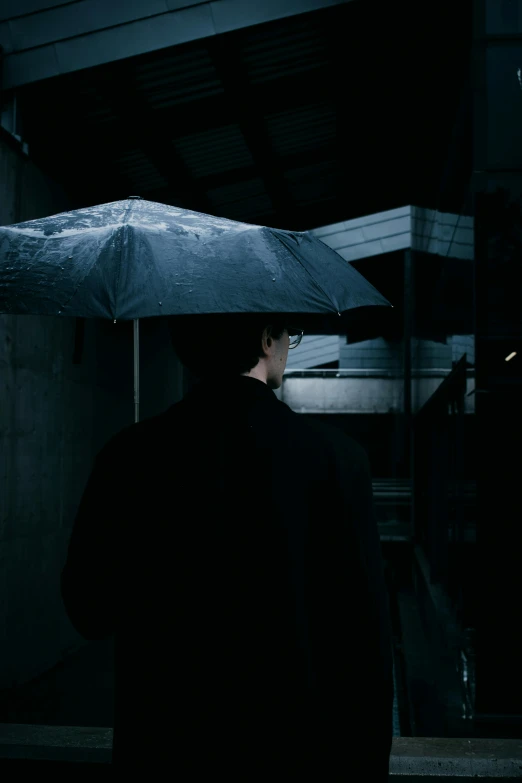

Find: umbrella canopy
0;197;393;422
0;197;391;321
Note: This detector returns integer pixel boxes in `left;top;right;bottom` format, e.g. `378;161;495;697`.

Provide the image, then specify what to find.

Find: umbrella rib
271;230;340;314
113;201;138;318
57;229;124;319
59;203;132;318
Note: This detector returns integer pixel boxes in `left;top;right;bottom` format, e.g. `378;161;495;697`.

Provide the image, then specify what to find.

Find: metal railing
413;355;474;593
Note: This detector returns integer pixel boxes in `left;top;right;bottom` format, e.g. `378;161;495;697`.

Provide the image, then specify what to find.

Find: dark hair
167;314;286;378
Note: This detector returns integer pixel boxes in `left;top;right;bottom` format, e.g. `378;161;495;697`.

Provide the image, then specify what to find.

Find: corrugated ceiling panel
285;160;337;205
264;103;335;157
133;47;224;108
114;150;168;190
173;125;254;178
206;177;274;221
213;194;274;222
239;15;329;84
206;177;265;203
66;82;119;127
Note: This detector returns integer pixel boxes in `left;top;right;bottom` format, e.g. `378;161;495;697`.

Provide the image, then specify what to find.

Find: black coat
61;375;394;778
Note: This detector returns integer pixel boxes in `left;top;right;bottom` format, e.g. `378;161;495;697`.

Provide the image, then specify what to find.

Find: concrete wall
277;371;475;415
285;336;474;414
0;132;184;690
280;374;404;414
0;130;68;225
283;336;475;416
90;317;184;456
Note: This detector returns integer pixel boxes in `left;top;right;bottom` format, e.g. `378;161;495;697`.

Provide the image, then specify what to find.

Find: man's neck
240;364;268;384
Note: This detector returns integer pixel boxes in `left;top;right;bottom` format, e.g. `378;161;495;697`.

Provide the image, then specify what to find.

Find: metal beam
88;59;213;214
145;65;335;140
144;144;335;196
20;63;336;164
205;35;321;226
18;69;135;209
1;0;354;91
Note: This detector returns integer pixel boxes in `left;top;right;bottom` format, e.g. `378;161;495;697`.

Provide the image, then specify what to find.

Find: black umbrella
0;197;392;421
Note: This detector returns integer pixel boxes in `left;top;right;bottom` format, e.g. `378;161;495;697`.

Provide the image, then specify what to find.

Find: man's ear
262;326;272;352
261;327;274;356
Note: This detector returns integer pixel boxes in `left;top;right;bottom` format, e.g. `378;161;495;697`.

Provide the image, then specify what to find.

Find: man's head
167;314;302;389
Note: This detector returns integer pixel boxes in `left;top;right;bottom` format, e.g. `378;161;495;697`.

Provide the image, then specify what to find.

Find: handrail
413;354;468;422
283;367;475;379
371;479;475;500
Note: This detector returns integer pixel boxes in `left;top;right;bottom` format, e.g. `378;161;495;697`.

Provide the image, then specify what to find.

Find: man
61;313;394;778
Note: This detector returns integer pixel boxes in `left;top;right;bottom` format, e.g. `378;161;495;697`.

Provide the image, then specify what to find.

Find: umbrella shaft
133;319;140;424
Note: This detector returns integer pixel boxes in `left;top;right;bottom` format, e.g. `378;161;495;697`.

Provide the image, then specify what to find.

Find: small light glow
505;351;517;362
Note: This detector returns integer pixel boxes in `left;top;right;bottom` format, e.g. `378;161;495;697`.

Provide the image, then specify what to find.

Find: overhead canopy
0;0;353;90
3;0;473;231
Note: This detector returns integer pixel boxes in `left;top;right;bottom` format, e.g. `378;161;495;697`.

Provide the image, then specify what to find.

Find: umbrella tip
127;195;143;199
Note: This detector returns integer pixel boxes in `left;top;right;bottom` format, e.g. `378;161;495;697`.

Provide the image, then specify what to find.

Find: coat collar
181;375;278;408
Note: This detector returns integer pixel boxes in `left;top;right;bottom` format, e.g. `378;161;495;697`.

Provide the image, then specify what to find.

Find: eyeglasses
287;327;304;349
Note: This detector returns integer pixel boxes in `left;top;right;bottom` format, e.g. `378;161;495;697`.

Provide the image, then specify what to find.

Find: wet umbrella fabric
0;197;392;420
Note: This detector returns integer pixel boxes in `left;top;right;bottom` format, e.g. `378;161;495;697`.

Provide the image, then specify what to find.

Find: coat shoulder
277;400;370;470
95;407;174;461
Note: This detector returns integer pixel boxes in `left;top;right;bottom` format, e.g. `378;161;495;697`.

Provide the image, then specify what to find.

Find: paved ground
1;634;400;735
0;638;115;728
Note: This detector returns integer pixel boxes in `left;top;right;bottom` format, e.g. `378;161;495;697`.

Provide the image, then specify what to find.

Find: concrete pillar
472;0;522;736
